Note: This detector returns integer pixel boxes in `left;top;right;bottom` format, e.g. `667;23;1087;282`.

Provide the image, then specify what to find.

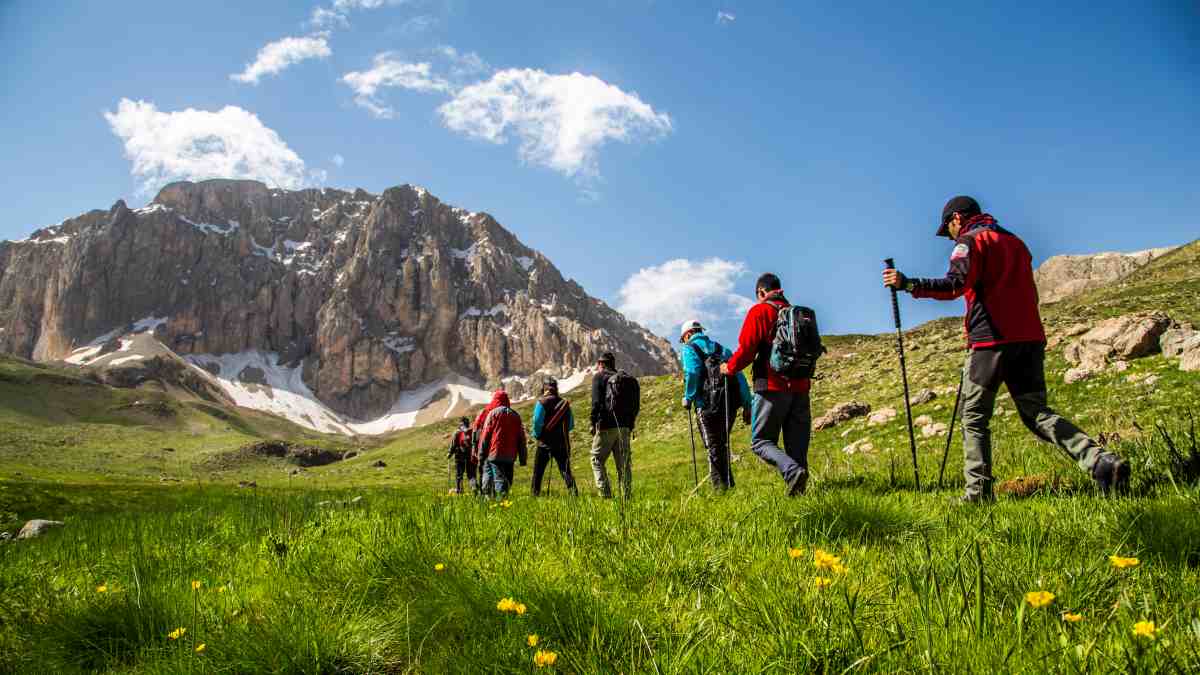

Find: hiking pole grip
884;258;903;332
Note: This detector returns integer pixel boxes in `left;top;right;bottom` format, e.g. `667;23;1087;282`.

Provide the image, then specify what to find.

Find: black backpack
604;370;640;427
689;342;744;416
768;303;825;380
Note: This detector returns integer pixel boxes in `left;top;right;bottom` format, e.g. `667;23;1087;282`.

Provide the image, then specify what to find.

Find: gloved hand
681;396;690;410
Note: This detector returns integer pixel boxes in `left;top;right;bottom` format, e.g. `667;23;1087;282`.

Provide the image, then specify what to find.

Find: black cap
598;352;616;368
937;195;981;237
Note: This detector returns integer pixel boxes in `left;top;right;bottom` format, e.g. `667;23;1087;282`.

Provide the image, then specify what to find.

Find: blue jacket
531;397;574;439
681;333;751;408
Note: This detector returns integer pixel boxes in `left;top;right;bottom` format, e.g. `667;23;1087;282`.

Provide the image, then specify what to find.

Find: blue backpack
767;302;825;380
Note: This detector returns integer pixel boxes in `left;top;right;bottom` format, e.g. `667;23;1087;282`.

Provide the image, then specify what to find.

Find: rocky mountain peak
0;179;678;434
1035;246;1176;304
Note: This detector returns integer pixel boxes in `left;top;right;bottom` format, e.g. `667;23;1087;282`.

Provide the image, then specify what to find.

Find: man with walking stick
530;378;579;497
680;319;750;491
883;195;1130;502
721;273;817;496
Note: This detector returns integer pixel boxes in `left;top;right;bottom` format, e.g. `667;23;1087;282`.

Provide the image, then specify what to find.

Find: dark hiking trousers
960;342;1105;499
531;442;578;496
750;391;811;486
697;409;736;489
483;459;516;498
453;456;476;492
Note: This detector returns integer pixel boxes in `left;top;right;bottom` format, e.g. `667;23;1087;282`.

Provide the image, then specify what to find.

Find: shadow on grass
1117;498;1200;567
790;492;937;544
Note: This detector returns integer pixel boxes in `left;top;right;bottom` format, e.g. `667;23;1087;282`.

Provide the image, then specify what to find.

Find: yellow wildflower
167;627;187;640
191;580;202;591
501;500;513;508
813;549;842;571
497;598;516;612
217;586;226;593
788;547;804;559
813;577;832;590
435;563;446;572
1062;612;1084;623
195;643;207;654
830;562;848;575
96;584;108;593
533;649;559;668
1110;555;1140;570
527;634;539;647
1025;591;1056;609
515;603;527;615
1133;620;1157;640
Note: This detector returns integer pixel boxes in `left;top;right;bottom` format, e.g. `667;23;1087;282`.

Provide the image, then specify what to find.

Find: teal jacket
531;397;574;439
681;333;751;408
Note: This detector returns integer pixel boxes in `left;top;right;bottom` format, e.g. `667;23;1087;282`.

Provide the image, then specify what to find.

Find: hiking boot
1092;453;1130;496
953;492;995;506
786;469;808;497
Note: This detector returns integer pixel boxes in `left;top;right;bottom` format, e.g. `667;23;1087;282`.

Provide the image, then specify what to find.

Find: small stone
814;401;872;430
840;428;852;438
237;481;257;489
17;519;64;540
371;460;387;468
289;468;301;476
867;408;898;426
1111;360;1129;372
0;532;11;541
921;422;948;438
912;389;937;406
914;414;934;427
350;495;364;504
1064;366;1095;384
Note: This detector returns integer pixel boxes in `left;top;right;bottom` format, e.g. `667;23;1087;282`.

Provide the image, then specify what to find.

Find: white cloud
231;34;332;85
310;7;349;28
717;11;736;24
103;98;312;193
399;15;437;33
437;69;673;177
435;45;488;77
342;54;453;118
331;153;345;167
617;258;754;337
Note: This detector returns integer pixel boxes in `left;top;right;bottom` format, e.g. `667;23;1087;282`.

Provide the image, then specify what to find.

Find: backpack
689;341;744;416
768;303;825;380
604;370;640;427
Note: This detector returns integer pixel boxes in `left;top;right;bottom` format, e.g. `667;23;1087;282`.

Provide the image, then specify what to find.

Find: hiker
590;352;640;499
680;319;751;490
471;385;507;494
530;378;579;496
882;195;1130;501
447;416;474;493
721;273;814;496
474;390;527;498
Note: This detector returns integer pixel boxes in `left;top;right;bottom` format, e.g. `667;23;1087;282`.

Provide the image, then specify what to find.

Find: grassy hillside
0;241;1197;672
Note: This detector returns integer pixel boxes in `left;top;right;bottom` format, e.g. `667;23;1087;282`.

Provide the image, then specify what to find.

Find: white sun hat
679;319;704;341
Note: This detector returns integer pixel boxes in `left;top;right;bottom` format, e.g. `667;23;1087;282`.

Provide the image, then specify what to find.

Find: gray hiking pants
750;391;811;486
960;343;1105;499
591;427;632;499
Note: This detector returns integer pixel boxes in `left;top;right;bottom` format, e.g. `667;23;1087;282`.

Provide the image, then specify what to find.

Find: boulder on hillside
912;389;938;406
1063;313;1172;383
1161;326;1200;358
1182;348;1200;372
814;401;871;430
17;519;64;540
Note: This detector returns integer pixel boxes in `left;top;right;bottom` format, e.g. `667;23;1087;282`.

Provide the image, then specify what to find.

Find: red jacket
472;389;507;453
726;291;811;394
476;391;527;463
910;215;1046;348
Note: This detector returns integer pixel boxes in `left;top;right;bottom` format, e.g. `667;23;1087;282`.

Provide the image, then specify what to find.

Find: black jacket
590;368;639;430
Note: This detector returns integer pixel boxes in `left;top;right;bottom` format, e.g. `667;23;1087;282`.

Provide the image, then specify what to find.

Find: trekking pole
884;258;921;491
686;405;700;485
938;369;965;489
723;377;733;488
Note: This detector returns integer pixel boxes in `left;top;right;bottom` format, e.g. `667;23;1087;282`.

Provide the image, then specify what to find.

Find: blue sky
2;0;1196;346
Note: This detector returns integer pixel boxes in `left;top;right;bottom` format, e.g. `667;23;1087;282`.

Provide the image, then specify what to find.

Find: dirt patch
204;440;347;472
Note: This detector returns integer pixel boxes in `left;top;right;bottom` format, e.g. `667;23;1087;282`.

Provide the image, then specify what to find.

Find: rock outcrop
1035;247;1175;304
0;180;677;432
1061;312;1177;382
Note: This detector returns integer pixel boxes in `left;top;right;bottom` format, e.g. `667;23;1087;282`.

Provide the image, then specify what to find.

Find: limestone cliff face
1034;247;1175;304
0;179;678;420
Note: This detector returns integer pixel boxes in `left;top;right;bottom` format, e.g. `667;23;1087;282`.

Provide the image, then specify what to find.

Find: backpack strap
688;342;708;364
544;399;570;433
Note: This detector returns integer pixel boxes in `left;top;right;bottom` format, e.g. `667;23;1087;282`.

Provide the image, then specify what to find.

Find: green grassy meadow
1;242;1198;673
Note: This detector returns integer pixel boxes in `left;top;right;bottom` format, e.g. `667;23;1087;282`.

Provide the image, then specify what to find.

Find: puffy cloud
438;69;673;177
331;153;345;167
342;54;452;118
230;34;331;85
617;258;754;337
717;11;736;24
103;98;313;193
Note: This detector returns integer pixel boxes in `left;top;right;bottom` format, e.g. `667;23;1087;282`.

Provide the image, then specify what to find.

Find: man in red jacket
474;390;528;498
721;273;811;496
883;195;1129;502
